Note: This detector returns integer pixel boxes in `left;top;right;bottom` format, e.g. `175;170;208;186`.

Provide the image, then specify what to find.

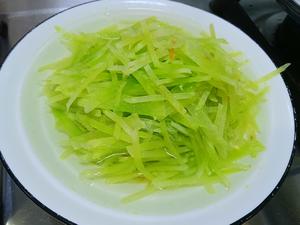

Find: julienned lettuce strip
42;17;289;202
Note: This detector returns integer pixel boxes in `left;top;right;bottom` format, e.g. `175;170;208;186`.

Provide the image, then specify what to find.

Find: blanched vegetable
42;17;289;202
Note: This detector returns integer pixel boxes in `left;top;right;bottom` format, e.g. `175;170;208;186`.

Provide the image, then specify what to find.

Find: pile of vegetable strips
42;17;289;202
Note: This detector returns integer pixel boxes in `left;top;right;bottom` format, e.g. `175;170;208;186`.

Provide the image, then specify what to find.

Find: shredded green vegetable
42;17;289;203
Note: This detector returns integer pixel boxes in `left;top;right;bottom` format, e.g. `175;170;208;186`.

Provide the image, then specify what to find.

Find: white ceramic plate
0;0;295;225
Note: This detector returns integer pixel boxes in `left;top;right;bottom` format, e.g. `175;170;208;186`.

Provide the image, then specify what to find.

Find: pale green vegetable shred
42;17;289;203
